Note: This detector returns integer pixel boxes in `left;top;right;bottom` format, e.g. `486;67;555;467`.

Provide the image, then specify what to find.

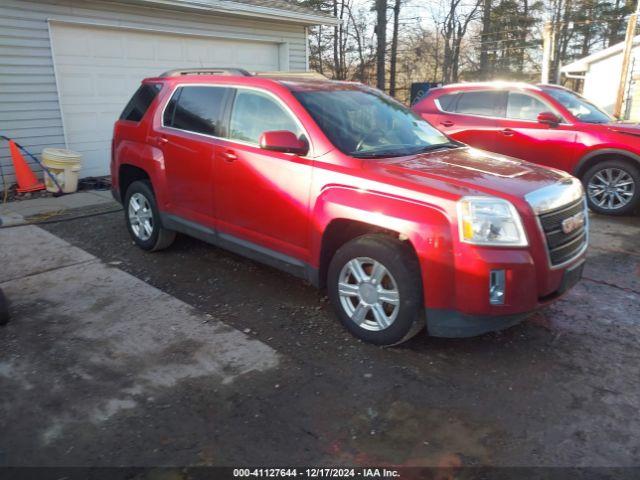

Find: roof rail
253;71;327;80
160;68;252;77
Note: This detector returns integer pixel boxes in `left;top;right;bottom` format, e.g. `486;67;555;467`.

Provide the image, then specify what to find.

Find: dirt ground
1;203;639;472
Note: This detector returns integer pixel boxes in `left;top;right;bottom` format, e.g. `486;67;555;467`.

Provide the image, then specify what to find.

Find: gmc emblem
561;212;585;235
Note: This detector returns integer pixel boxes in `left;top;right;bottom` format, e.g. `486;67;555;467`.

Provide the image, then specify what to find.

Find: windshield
293;88;452;158
544;88;612;124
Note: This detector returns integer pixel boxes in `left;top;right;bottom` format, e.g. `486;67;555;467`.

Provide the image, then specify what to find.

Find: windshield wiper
351;152;404;159
412;142;462;154
351;142;463;159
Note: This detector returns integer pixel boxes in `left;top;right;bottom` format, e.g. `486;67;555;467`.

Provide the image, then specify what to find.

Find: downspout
305;26;309;72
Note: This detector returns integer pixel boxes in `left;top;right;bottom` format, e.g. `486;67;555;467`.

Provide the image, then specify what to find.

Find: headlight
457;196;528;246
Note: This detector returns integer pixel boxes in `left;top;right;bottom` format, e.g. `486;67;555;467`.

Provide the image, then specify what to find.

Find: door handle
501;128;515;136
222;149;237;162
440;120;454;127
155;135;169;146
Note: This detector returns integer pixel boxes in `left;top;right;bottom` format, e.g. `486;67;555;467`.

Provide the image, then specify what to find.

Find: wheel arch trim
574;148;640;177
311;185;455;304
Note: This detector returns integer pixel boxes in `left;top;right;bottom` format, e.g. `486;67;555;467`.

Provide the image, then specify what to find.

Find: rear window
455;90;504;117
120;83;162;122
163;86;233;136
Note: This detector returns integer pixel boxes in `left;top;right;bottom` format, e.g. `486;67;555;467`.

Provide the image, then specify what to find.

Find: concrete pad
0;212;24;227
0;191;116;225
0;226;280;456
0;225;95;283
87;190;115;200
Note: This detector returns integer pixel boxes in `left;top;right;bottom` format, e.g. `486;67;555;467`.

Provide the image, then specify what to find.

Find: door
49;22;281;177
492;91;577;170
438;90;506;153
215;88;313;260
158;85;234;226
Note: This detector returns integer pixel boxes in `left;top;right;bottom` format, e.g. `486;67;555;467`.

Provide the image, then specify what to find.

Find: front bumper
425;309;532;338
421;178;588;338
425;254;586;338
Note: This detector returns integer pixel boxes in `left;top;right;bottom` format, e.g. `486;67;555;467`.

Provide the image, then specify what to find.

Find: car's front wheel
327;234;424;346
124;180;176;251
583;160;640;215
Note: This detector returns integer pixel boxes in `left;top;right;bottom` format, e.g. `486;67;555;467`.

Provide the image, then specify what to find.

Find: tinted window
456;91;504;117
507;92;549;121
230;90;302;144
164;86;232;136
294;88;450;157
437;93;459;112
120;83;161;122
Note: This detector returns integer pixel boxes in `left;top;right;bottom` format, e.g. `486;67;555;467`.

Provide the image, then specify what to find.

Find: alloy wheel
128;192;154;241
337;257;400;331
587;167;635;211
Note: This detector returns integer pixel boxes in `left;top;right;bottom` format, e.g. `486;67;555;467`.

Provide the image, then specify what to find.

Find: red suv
111;70;587;345
413;82;640;215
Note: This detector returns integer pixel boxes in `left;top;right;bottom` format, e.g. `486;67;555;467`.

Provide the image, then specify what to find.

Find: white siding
0;0;308;187
626;52;640;121
582;45;640;116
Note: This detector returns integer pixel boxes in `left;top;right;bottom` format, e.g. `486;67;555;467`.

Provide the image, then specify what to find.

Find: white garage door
49;23;281;177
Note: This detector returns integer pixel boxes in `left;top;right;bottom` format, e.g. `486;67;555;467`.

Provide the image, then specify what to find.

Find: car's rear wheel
124;180;176;251
583;160;640;215
327;234;424;346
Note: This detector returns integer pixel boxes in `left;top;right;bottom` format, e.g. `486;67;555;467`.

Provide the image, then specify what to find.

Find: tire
124;180;176;251
583;160;640;216
327;234;424;346
0;288;9;326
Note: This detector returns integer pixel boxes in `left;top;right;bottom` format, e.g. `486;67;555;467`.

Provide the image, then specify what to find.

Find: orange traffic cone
8;140;45;193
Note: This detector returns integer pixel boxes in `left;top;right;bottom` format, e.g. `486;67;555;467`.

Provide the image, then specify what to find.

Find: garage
49;22;282;177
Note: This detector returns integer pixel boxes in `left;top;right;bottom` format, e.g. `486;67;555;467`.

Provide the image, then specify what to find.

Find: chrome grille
538;198;588;266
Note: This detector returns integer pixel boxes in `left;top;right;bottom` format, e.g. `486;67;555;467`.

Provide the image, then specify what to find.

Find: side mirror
259;130;308;156
537;111;561;126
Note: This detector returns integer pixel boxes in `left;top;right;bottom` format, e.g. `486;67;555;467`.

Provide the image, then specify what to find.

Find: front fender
310;185;456;310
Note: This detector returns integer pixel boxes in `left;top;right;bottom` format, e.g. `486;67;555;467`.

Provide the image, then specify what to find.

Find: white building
0;0;336;185
561;35;640;119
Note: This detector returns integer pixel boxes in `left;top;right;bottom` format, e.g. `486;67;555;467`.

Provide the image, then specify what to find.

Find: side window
455;91;505;117
120;83;161;122
229;89;302;144
163;86;232;136
437;93;459;112
507;92;550;121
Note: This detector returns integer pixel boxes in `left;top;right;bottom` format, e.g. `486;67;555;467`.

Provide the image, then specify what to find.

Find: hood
371;146;571;201
605;122;640;137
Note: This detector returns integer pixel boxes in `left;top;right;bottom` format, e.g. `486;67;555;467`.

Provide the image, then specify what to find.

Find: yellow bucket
42;148;82;193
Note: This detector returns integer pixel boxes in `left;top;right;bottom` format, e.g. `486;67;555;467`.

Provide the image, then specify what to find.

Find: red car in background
413;82;640;215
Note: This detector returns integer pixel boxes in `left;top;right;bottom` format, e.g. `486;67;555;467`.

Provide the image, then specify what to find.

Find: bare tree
332;0;352;79
440;0;481;83
479;0;492;78
347;4;369;81
375;0;388;90
389;0;402;96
